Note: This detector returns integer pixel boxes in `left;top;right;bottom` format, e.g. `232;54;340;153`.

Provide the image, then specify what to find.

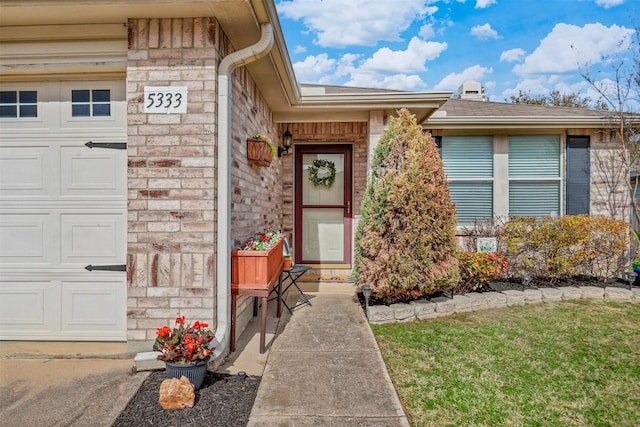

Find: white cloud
500;48;526;62
346;73;427;91
292;53;337;83
595;0;625;8
359;37;448;74
434;65;494;90
277;0;436;48
419;23;436;39
470;23;501;40
475;0;497;8
292;37;446;90
500;76;591;100
513;23;633;75
293;45;307;54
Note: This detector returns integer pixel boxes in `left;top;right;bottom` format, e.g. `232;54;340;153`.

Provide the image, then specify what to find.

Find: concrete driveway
0;358;148;426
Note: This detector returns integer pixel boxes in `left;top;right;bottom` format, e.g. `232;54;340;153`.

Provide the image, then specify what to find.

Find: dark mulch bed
112;371;260;427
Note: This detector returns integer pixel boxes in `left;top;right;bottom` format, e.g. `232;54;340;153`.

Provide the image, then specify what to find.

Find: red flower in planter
153;317;215;364
240;229;282;251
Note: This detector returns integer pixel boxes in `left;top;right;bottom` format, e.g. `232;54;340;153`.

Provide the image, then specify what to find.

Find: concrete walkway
248;291;410;426
0;287;408;426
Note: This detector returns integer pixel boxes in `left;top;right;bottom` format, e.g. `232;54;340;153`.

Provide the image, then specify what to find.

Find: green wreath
308;159;336;187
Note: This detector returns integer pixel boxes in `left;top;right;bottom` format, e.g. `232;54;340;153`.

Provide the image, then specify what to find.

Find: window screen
509;135;561;218
441;136;493;224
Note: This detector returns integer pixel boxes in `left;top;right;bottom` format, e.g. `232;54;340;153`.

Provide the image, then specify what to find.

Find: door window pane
301;208;344;261
302;153;344;205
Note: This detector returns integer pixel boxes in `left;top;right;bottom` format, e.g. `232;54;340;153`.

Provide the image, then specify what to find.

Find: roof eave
424;116;612;129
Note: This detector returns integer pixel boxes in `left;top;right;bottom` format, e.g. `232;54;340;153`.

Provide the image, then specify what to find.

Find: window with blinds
441;136;493;225
508;135;561;218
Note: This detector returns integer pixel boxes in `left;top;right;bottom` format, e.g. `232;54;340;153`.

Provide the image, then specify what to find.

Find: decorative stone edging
367;286;640;324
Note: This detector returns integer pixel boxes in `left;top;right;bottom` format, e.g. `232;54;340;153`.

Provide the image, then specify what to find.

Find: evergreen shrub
353;109;459;303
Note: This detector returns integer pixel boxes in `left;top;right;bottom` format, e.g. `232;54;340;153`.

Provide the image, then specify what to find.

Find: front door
295;145;352;267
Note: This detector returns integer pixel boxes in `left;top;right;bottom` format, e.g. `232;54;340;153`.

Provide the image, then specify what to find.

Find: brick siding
126;17;283;342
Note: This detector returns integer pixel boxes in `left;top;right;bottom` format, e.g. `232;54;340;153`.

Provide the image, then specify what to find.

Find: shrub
457;251;508;293
501;215;629;282
353;109;459;303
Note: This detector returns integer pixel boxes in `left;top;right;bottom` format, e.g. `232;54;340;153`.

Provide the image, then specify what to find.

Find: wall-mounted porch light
278;127;293;157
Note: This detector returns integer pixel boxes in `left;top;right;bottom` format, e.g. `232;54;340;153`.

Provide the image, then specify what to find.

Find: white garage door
0;80;127;341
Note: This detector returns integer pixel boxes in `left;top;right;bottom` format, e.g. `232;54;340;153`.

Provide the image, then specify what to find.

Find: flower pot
165;360;208;390
231;238;283;290
247;138;273;167
283;257;293;270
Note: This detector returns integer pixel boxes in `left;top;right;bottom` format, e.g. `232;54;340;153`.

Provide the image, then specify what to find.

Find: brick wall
126;17;282;342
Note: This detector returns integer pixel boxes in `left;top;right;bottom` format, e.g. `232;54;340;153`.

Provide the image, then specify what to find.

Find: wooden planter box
231;238;283;290
247;138;273;167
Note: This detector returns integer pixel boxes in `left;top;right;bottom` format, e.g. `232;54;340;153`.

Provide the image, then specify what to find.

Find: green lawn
371;300;640;426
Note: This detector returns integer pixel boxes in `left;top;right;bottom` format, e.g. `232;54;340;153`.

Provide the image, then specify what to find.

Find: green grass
371;300;640;426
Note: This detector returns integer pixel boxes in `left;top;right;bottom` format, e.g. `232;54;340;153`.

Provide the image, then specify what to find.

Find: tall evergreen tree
354;109;459;303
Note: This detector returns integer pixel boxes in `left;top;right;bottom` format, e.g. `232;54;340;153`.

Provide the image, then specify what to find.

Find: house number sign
144;86;187;114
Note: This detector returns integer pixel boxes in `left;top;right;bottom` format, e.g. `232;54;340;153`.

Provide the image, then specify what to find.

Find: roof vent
457;81;488;101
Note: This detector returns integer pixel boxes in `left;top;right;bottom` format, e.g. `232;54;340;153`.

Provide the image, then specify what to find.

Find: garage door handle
85;141;127;150
85;264;126;272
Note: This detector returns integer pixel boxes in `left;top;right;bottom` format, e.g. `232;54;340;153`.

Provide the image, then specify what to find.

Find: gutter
212;23;274;361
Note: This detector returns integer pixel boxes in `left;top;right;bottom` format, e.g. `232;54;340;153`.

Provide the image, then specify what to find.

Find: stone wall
368;286;640;324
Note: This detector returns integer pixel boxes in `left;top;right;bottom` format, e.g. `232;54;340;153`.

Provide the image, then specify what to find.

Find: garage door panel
0;145;52;198
61;280;126;332
1;79;126;342
0;280;60;331
0;213;53;265
61;145;125;199
60;213;124;265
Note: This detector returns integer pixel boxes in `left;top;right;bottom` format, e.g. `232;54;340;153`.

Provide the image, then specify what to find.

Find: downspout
212;23;274;360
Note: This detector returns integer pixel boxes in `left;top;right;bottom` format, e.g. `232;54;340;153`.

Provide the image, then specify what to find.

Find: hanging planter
247;135;276;167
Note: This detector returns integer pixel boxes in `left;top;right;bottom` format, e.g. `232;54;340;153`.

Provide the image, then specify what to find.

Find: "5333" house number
144;86;188;114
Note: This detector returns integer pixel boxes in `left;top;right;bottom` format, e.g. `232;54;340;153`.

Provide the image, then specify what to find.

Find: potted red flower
153;316;215;389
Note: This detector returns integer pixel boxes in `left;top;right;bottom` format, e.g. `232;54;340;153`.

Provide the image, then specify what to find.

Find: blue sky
275;0;638;104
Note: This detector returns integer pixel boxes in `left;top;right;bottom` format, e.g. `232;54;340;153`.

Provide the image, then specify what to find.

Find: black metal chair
270;265;312;314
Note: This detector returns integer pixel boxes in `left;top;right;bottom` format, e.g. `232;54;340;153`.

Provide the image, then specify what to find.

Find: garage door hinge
85;264;126;272
85;141;127;150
